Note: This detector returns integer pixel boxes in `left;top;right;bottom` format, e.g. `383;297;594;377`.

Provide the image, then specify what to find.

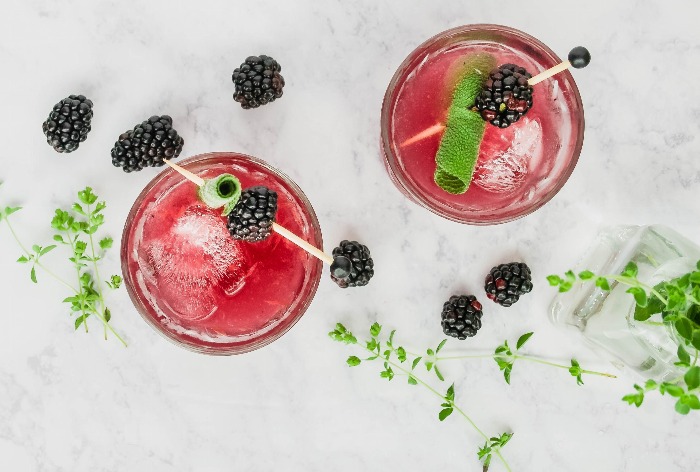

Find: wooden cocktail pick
163;159;333;265
401;46;591;147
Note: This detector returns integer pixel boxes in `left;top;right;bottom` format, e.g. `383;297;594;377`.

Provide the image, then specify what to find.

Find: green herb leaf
692;331;700;351
595;277;611;291
434;365;445;382
411;357;422;370
436;339;447;353
346;356;361;367
30;267;37;283
546;275;562;286
621;261;639;278
516;332;534;350
407;375;418;386
99;237;113;250
626;287;648;307
622;384;645;407
370;322;381;337
675;399;691;415
684;366;700;390
445;383;455;402
660;383;684;397
675;318;693;341
578;270;595;280
683;394;700;410
17;255;29;263
39;245;56;256
396;347;407;363
503;366;512;385
677;345;691;365
569;359;584;386
438;407;453;421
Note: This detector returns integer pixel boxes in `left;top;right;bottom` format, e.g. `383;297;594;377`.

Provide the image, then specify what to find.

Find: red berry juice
381;25;585;224
121;153;323;354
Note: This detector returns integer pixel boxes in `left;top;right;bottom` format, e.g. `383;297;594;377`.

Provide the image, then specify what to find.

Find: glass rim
120;152;324;355
380;23;586;225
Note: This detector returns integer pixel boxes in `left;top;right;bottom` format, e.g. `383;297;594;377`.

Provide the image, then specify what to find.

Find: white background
1;1;699;471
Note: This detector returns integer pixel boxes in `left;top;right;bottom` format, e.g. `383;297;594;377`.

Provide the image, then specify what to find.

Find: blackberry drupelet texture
111;115;184;172
330;240;374;288
441;295;483;339
42;95;94;153
227;186;278;242
232;55;285;109
484;262;533;307
475;64;533;128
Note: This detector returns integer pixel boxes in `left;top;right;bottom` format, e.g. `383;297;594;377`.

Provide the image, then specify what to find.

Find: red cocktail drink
381;25;585;224
121;153;323;354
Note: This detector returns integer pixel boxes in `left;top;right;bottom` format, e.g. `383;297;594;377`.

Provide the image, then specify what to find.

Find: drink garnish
198;173;242;215
484;262;533;306
475;64;534;128
434;53;496;194
111;115;185;172
330;240;374;288
226;186;277;242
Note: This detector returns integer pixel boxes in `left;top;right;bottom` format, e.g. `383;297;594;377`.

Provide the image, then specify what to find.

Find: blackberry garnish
42;94;94;153
227;186;278;242
484;262;533;307
330;240;374;288
441;295;483;340
475;64;533;128
111;115;184;173
232;55;285;109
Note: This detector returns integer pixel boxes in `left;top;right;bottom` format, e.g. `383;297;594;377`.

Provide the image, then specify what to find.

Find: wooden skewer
400;123;445;147
527;60;572;86
163;158;334;265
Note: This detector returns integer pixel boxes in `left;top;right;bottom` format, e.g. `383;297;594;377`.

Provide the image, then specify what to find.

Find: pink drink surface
122;154;322;353
384;27;584;224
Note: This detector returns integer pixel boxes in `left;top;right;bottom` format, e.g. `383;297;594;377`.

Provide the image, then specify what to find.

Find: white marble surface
1;1;699;471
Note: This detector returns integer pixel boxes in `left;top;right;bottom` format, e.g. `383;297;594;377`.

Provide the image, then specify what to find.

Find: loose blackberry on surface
232;55;285;109
485;262;533;307
475;64;533;128
441;295;483;339
330;240;374;288
42;94;94;153
111;115;184;172
227;186;278;242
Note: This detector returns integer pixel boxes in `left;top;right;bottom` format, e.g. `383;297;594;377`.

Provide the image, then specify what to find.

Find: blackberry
330;240;374;288
441;295;483;340
42;94;93;153
111;115;184;172
475;64;533;128
484;262;533;307
227;186;278;242
232;55;285;109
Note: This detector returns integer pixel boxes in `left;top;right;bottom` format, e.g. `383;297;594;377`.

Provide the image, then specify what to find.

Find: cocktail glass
121;152;323;354
381;24;585;224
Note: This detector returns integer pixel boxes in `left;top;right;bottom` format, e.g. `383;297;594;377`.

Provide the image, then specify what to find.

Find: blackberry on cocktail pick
227;186;278;242
475;64;534;128
441;295;483;340
161;160;374;289
42;94;94;153
232;55;285;109
330;240;375;288
484;262;533;307
475;46;591;128
111;115;184;172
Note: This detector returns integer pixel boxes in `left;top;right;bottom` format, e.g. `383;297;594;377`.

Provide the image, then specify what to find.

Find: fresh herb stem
437;353;616;379
66;232;90;333
604;274;668;305
4;219;77;293
86;202;108;339
514;355;617;378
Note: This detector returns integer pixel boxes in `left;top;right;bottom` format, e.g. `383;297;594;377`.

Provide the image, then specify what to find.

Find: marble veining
1;0;700;470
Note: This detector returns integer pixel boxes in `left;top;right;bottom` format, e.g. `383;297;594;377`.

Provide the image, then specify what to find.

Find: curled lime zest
197;173;242;215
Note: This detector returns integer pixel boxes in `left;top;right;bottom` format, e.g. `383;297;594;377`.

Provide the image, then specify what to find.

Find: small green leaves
436;339;447;354
0;205;22;222
626;287;647;307
370;322;381;337
329;323;358;345
676;344;691;367
99;237;113;250
621;261;639;278
106;275;122;290
438;384;455;420
595;277;611;291
407;374;418;386
684;366;700;390
569;359;584;386
516;332;533;350
478;433;514;469
434;365;445;381
379;362;394;381
347;356;361;367
1;186;124;345
578;270;595;280
622;384;645;407
494;340;514;384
